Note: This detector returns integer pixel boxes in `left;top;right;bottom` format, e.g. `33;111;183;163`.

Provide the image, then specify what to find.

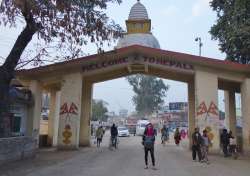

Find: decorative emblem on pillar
205;126;214;147
197;101;207;116
62;124;72;144
60;102;78;122
197;101;219;120
207;102;218;116
60;102;78;145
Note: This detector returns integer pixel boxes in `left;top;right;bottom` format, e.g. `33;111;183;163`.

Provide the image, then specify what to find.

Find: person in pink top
142;123;156;170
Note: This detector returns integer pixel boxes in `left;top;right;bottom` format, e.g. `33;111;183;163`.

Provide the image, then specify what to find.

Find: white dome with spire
129;0;148;20
116;0;160;49
117;33;160;49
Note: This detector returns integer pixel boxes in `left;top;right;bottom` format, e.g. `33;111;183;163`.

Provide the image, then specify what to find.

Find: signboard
169;102;188;111
82;56;193;72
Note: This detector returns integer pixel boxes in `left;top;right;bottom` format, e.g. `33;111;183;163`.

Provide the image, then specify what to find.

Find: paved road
1;134;250;176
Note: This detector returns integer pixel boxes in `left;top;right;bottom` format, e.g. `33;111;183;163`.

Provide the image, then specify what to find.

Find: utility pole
195;37;203;56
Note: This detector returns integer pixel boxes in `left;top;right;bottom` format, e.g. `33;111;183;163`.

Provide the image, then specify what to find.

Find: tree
0;0;123;137
210;0;250;64
92;99;108;122
126;74;169;117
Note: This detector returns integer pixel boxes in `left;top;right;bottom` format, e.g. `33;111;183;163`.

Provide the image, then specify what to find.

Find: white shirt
229;138;236;145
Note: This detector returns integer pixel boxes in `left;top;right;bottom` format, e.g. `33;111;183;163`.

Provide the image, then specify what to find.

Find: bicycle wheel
116;138;119;149
109;137;113;149
233;149;238;159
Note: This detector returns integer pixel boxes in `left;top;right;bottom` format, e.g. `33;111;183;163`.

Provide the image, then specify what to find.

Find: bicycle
109;136;119;150
229;144;239;159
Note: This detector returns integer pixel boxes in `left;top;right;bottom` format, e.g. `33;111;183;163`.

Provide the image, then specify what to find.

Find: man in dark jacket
110;124;118;148
192;127;202;162
220;129;229;157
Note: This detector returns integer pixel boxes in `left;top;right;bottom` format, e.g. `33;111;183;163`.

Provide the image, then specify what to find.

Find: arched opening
90;75;189;149
78;61;194;148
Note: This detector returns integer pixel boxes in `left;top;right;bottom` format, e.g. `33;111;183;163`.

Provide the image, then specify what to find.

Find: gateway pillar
224;90;237;136
57;73;83;149
47;90;56;146
52;91;61;146
27;81;43;147
188;81;195;149
241;78;250;153
79;82;93;146
195;70;220;152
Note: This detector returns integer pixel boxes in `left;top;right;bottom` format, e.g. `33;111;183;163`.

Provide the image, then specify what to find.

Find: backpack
162;128;168;136
144;136;154;149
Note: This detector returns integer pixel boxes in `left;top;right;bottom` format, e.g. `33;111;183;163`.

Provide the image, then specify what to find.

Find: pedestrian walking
95;126;104;147
110;124;118;149
228;130;238;158
161;124;169;145
192;127;202;162
174;128;181;146
91;124;94;136
220;129;229;157
142;123;156;170
180;129;187;139
201;129;211;164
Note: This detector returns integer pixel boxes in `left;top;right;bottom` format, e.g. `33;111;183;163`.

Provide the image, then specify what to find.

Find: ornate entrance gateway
16;1;250;153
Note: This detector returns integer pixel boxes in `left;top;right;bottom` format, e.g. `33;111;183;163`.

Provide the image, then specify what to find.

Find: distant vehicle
136;120;150;136
127;126;136;136
118;126;130;137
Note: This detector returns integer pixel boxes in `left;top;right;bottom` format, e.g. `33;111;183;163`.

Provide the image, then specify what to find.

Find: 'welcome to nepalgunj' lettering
82;57;129;72
82;56;193;72
143;56;193;70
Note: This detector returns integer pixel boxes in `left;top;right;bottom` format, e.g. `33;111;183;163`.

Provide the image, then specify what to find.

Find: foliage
0;0;123;67
0;0;123;46
210;0;250;64
126;74;169;117
0;0;123;137
92;99;108;121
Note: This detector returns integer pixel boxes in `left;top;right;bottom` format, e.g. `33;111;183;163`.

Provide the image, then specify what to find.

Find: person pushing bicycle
161;124;169;145
110;124;118;148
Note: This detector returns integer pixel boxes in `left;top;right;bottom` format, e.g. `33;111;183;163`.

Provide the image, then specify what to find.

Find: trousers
192;145;202;161
144;147;155;166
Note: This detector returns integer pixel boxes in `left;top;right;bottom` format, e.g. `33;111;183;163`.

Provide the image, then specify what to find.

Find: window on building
11;116;21;134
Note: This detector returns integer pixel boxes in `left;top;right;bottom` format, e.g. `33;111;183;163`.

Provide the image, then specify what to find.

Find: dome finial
129;0;148;20
116;0;160;49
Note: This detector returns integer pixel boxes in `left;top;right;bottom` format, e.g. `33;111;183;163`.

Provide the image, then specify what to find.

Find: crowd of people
92;122;238;170
191;127;211;164
93;124;118;149
191;127;238;164
142;124;239;169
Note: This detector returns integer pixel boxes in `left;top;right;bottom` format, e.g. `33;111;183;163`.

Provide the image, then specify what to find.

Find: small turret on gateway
116;0;160;49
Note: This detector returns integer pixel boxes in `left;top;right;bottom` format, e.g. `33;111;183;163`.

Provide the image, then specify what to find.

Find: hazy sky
0;0;228;114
